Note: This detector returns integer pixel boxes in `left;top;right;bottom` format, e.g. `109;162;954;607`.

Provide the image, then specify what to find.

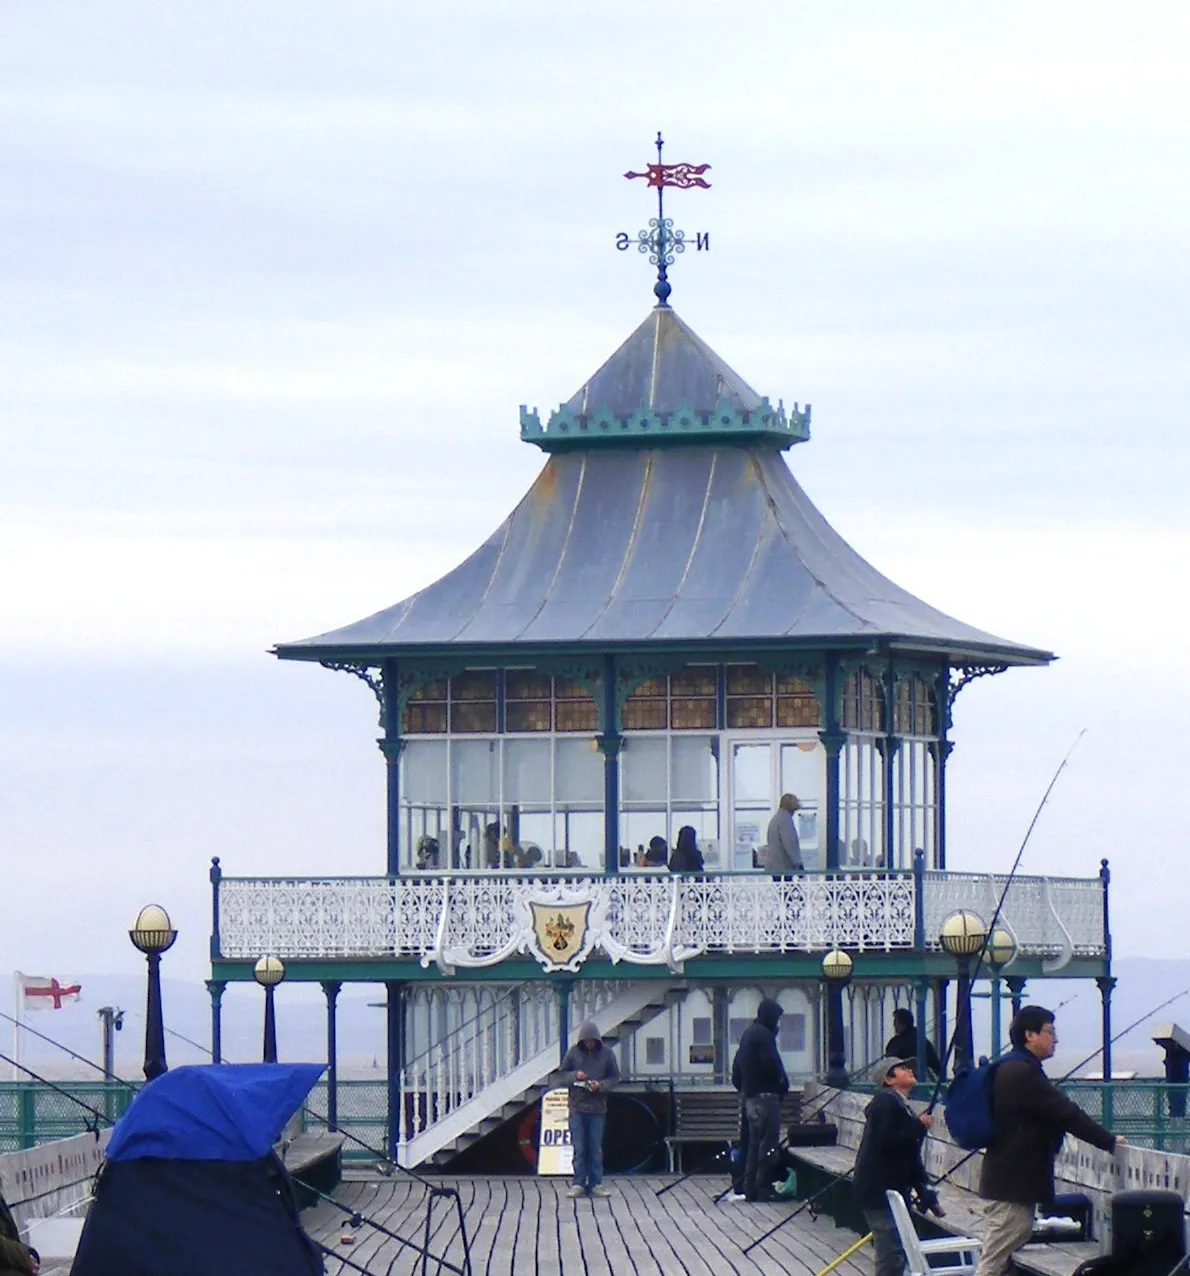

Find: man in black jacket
0;1185;39;1275
885;1008;943;1081
975;1005;1123;1276
730;998;789;1202
851;1056;940;1276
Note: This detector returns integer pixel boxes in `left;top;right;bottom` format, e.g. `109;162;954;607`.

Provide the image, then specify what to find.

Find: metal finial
623;132;711;307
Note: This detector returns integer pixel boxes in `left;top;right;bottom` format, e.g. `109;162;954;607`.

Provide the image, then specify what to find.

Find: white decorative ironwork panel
922;872;1105;956
219;878;398;958
218;870;1102;961
674;876;915;953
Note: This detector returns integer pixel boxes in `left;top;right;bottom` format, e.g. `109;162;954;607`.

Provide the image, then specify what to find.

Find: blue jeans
569;1112;606;1190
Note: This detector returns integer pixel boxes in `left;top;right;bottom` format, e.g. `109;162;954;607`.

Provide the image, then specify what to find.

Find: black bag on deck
785;1122;838;1147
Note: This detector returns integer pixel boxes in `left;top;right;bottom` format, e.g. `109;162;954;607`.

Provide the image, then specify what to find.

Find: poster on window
537;1088;574;1176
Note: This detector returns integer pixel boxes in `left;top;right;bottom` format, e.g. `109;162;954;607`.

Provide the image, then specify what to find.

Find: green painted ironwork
519;396;810;453
0;1080;136;1152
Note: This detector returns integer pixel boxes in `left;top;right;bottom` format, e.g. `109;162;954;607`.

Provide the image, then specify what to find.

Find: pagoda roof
276;444;1051;666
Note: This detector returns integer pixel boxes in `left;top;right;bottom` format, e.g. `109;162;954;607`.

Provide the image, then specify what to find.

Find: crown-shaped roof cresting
520;307;811;452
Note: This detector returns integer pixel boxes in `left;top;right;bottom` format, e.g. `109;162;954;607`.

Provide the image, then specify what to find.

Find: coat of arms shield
526;896;596;971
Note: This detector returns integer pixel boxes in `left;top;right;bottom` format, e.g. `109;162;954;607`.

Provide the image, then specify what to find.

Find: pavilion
206;293;1112;1169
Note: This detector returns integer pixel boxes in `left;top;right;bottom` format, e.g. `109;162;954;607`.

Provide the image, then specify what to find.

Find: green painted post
19;1083;35;1150
990;970;1003;1058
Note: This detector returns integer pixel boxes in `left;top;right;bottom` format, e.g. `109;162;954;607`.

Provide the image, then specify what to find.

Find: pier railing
212;869;1105;964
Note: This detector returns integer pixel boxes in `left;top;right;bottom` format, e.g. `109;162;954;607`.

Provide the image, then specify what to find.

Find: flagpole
12;972;20;1083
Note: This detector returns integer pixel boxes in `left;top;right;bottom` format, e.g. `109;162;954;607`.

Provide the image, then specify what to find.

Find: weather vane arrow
617;131;711;307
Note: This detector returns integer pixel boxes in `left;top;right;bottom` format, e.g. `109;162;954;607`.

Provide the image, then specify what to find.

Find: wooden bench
664;1090;803;1172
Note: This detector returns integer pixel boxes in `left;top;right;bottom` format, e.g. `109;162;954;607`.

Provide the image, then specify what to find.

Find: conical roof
277;310;1051;666
519;307;809;452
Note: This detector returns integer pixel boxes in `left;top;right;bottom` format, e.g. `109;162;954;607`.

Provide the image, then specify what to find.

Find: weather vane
617;132;710;307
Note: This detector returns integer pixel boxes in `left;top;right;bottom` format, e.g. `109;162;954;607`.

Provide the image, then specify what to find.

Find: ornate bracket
320;662;385;728
948;664;1008;703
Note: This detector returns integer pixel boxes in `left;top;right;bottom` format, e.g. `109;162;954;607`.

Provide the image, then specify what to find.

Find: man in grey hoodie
557;1020;619;1198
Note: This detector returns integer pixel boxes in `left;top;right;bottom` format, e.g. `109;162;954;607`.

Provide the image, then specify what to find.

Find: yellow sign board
536;1087;573;1177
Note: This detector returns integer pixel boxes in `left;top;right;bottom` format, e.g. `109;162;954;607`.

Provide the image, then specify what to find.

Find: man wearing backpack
974;1005;1123;1276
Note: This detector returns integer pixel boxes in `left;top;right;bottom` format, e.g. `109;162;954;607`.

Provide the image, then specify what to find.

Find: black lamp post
939;910;988;1073
254;955;285;1063
129;904;176;1081
822;948;853;1088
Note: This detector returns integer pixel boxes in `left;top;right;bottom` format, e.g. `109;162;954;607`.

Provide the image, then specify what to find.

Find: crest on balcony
525;891;599;972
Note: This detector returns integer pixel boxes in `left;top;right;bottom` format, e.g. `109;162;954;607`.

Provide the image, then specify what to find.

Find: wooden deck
305;1174;872;1276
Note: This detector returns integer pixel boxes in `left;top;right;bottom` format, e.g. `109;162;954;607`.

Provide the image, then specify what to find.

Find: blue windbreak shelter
73;1064;326;1276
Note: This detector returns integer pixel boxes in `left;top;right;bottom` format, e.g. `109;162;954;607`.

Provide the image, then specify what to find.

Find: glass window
779;1015;807;1054
672;737;717;802
622;737;667;803
691;1016;713;1045
503;739;551;804
555;738;604;804
403;740;447;801
623;666;718;730
645;1036;666;1066
451;739;498;804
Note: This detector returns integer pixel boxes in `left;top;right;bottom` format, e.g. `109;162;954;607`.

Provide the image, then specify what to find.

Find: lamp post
939;910;988;1073
986;928;1017;1058
129;904;176;1081
822;948;853;1088
254;956;286;1063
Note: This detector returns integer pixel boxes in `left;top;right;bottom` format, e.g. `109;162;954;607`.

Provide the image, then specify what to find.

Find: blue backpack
945;1051;1029;1150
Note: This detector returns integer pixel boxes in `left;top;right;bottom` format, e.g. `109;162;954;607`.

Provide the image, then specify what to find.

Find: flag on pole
17;973;82;1011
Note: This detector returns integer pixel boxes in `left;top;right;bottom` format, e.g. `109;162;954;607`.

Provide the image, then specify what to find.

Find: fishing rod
6;1013;439;1191
0;1008;138;1087
923;988;1189;1190
2;1030;461;1271
925;730;1086;1113
0;1048;114;1131
740;990;1082;1256
303;1183;470;1276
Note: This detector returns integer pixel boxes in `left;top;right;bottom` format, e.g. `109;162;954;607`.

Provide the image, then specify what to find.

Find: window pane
556;809;603;870
672;666;717;697
403;703;447;733
671;698;716;729
505;670;550;700
623;811;668;866
731;743;770;803
503;738;551;804
672;736;717;802
622;699;666;729
554;738;604;804
506;701;551;732
726;696;773;728
622;737;667;803
726;665;770;695
450;701;497;732
452;739;498;803
451;671;497;700
555;698;597;732
645;1037;666;1065
691;1016;713;1045
402;740;447;801
779;1014;807;1054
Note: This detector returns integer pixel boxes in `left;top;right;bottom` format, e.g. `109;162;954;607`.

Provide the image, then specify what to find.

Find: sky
3;3;1190;985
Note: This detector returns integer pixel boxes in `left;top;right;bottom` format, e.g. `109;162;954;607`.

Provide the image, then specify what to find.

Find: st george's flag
16;972;83;1011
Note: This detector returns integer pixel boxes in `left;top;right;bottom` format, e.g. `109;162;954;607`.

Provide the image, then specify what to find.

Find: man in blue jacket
730;998;789;1201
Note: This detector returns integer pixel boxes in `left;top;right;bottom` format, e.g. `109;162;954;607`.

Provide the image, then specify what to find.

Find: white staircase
398;982;682;1169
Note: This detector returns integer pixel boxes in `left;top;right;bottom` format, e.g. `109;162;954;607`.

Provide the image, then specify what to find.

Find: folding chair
885;1190;982;1276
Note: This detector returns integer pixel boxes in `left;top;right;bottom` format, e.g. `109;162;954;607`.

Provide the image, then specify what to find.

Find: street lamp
822;948;854;1088
986;927;1017;1057
254;955;286;1063
130;904;176;1081
939;910;988;1073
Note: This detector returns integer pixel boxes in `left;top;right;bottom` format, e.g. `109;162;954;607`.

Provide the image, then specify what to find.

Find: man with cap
557;1020;620;1199
730;998;790;1202
851;1056;942;1276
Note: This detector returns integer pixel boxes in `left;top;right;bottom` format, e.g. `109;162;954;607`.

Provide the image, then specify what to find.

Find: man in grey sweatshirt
557;1020;619;1198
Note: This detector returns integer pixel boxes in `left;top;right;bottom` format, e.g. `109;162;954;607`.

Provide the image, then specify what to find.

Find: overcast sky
4;3;1189;984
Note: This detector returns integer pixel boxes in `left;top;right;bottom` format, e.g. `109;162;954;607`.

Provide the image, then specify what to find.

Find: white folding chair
885;1189;982;1276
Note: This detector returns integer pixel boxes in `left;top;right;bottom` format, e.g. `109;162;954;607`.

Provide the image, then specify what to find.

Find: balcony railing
212;869;1106;967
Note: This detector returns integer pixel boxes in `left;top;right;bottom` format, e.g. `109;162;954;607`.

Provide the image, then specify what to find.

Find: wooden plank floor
305;1175;873;1276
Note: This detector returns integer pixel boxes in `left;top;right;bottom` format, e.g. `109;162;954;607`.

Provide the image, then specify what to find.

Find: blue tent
73;1064;326;1276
